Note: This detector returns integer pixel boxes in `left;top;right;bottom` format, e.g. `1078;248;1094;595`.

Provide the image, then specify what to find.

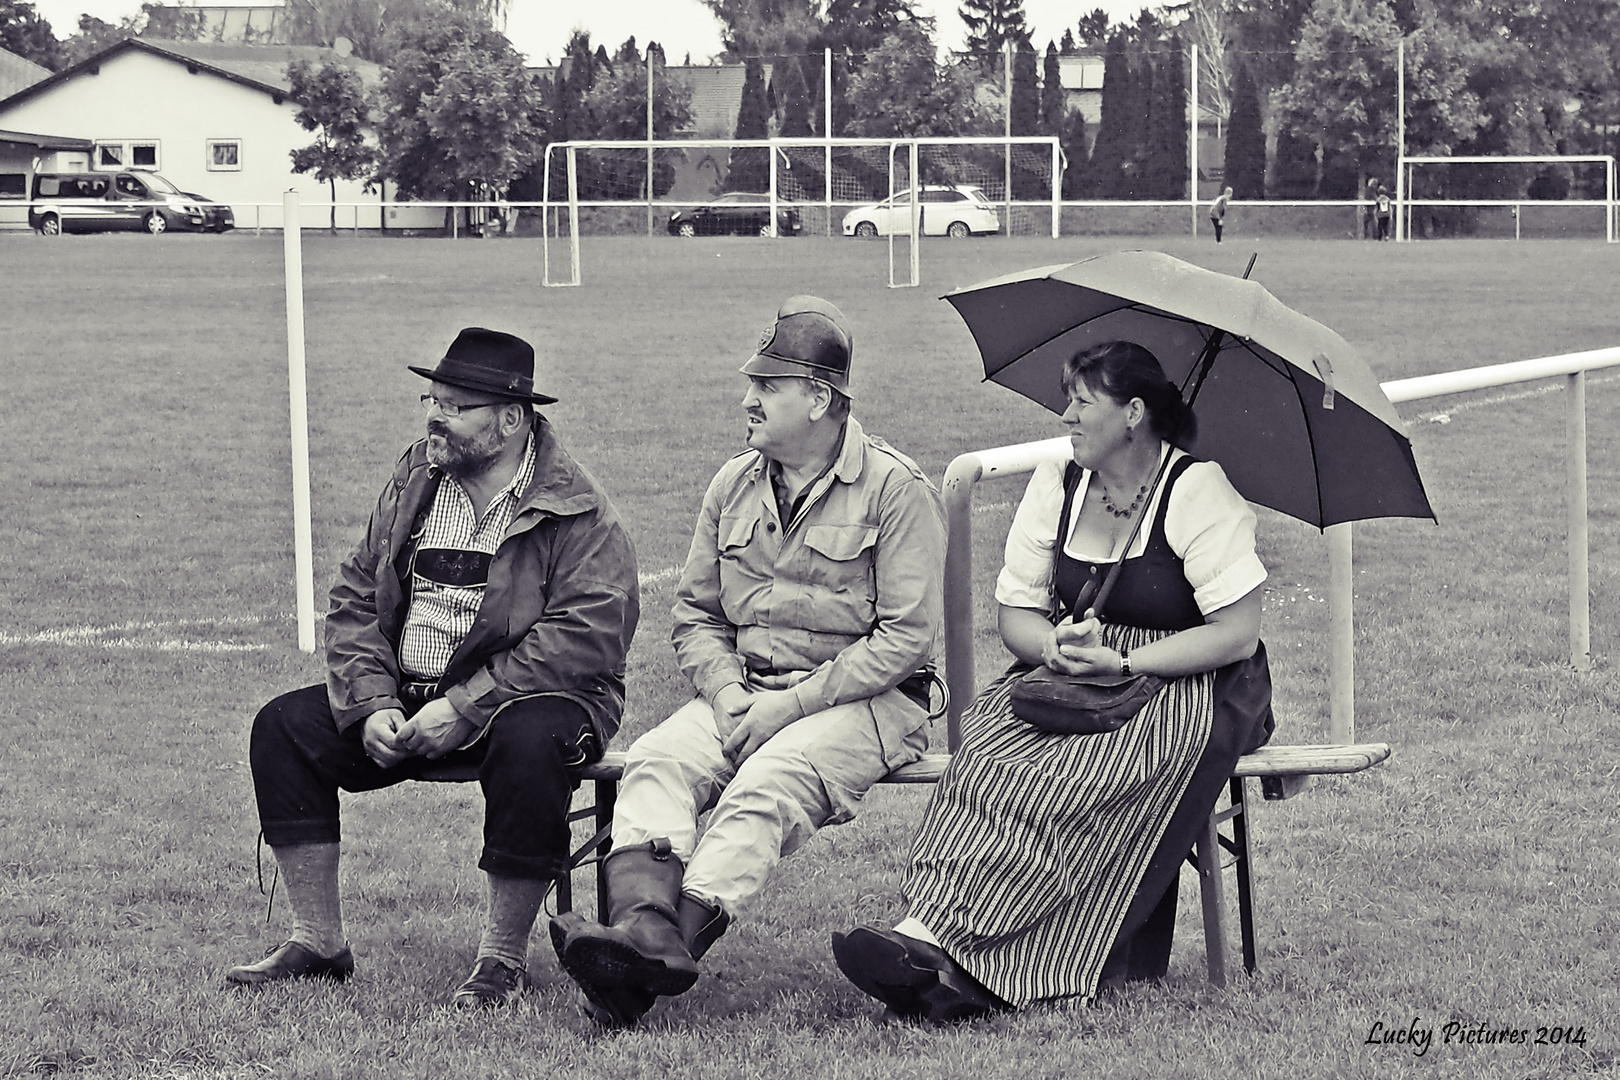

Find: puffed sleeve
993;457;1069;611
1162;459;1267;615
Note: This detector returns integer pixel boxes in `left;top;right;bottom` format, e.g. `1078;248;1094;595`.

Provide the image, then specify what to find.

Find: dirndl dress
902;456;1273;1006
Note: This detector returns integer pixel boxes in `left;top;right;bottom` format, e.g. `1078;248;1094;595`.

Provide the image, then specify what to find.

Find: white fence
940;347;1620;749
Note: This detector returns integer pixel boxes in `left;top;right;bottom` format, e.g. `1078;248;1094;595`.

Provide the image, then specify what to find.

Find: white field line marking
1416;370;1620;423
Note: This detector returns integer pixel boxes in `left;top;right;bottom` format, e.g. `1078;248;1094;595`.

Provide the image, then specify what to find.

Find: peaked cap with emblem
739;295;854;398
409;327;558;405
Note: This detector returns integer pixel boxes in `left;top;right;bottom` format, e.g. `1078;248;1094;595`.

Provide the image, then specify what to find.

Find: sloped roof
0;46;50;101
0;127;93;150
0;37;377;114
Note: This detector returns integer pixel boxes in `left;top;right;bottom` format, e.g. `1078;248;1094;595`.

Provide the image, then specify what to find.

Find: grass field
2;230;1618;1080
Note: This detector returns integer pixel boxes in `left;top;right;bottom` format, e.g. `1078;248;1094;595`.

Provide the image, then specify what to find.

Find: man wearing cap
226;328;639;1010
550;296;945;1026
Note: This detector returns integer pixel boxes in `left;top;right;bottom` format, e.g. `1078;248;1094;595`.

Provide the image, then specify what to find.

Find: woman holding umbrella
832;339;1274;1019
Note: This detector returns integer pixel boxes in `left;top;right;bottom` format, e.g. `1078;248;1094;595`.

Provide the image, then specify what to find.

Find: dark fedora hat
739;295;854;398
409;327;558;405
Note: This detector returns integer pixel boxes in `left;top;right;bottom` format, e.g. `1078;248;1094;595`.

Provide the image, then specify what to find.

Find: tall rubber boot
550;839;696;1027
678;893;730;961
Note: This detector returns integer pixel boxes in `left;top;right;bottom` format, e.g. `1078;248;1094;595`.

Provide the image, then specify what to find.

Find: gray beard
426;429;502;479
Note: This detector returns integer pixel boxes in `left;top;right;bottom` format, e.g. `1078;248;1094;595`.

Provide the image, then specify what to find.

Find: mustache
427;421;452;438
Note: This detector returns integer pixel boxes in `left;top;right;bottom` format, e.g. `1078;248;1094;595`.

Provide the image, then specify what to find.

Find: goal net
1399;155;1617;242
539;135;1063;287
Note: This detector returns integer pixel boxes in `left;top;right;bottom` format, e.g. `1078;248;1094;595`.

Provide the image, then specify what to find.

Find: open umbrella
942;249;1434;528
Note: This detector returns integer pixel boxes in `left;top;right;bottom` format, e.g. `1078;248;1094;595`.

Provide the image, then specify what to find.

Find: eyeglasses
420;394;506;417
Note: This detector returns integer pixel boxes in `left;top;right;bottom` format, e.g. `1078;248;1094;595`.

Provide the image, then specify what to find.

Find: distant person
1363;177;1380;239
1210;187;1232;243
226;328;639;1011
1376;185;1392;241
549;296;947;1028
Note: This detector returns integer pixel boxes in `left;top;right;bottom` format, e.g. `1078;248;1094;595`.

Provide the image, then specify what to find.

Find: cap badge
757;325;776;352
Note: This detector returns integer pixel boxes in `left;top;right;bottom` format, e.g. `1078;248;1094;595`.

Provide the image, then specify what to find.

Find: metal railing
941;346;1620;750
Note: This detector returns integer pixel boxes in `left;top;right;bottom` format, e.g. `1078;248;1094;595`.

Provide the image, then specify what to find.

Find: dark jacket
324;416;640;744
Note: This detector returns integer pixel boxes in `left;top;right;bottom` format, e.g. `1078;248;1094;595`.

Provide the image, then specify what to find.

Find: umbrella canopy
943;250;1434;528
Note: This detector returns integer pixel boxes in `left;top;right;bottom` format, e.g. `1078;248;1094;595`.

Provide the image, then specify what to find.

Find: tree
842;21;992;139
140;2;206;40
63;14;133;66
1144;35;1187;198
728;56;771;191
1074;7;1110;47
1060;104;1093;197
1274;0;1404;197
1059;28;1077;54
1087;31;1135;197
574;44;693;197
281;0;507;63
1010;40;1039;135
1188;0;1236;127
2;0;65;70
1040;42;1064;135
960;0;1028;73
287;59;376;232
1223;61;1265;198
374;11;544;229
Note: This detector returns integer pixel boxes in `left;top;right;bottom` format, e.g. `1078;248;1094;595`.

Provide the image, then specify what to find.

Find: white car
841;185;1001;239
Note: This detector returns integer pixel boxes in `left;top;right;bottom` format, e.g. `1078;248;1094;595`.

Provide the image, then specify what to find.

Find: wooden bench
426;739;1389;986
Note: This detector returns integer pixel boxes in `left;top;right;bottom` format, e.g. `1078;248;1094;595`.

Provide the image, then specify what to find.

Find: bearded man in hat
226;328;639;1009
550;296;946;1026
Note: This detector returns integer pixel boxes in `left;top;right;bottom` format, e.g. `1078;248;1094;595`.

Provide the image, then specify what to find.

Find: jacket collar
749;415;866;485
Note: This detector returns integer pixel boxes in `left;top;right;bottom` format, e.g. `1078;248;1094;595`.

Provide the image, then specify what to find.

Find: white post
1003;42;1013;233
647;52;654;238
1568;372;1591;670
909;139;920;283
769;140;779;238
1395;41;1405;242
1328;523;1354;743
1051;138;1061;238
281;190;316;654
567;146;581;285
825;47;833;238
1189;42;1199;237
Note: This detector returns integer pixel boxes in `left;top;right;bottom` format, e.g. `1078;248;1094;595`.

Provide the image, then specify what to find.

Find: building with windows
0;37;391;230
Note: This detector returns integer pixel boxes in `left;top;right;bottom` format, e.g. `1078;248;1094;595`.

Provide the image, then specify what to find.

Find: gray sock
273;842;344;957
477;874;550;969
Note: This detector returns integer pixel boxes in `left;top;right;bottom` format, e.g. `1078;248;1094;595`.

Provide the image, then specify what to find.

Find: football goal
1399;155;1617;242
539;135;1064;287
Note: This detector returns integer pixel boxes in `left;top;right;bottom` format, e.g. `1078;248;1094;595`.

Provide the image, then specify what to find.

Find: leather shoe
831;926;1004;1023
452;957;528;1009
225;940;354;987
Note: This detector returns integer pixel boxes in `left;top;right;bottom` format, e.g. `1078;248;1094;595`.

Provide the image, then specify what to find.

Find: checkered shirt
398;433;537;680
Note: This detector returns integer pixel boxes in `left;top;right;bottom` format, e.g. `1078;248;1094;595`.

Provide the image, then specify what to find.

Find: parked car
667;193;802;237
841;184;1000;238
30;170;234;235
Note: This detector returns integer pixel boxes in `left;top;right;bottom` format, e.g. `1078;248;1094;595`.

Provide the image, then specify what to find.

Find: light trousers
612;692;928;915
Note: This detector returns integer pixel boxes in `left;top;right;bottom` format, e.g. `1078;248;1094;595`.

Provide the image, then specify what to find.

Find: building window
93;141;161;171
0;173;25;198
207;139;242;171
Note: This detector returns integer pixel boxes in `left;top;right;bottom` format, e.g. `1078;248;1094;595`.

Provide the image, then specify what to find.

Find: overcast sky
29;0;1153;63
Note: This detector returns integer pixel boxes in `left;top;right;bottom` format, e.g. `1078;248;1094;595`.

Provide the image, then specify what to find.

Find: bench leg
1230;777;1258;975
1197;806;1229;987
595;776;617;923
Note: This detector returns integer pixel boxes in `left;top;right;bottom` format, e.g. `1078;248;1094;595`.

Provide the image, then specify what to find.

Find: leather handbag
1009;665;1166;734
1008;453;1176;736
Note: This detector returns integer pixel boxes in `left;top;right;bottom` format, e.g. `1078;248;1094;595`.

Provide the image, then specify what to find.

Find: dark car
667;192;801;237
30;170;234;235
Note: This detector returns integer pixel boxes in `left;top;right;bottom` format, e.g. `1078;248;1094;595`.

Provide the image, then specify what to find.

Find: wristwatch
1119;649;1133;676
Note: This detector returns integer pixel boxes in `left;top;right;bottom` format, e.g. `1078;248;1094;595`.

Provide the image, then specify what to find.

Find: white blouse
995;447;1267;618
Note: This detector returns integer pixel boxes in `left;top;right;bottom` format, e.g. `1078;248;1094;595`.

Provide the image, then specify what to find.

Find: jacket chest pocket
802;524;878;617
717;512;772;616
